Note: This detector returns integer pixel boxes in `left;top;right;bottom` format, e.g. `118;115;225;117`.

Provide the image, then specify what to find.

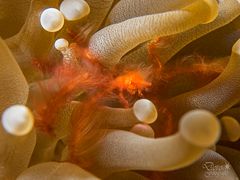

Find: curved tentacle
91;110;220;177
107;0;196;25
17;162;100;180
161;149;238;180
0;38;28;115
121;0;240;66
164;38;240;121
0;113;36;179
89;0;219;67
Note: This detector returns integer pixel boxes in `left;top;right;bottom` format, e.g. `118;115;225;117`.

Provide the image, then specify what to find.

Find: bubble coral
1;0;240;179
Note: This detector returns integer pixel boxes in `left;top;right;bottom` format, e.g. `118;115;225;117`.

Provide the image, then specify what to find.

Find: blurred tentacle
17;162;100;180
220;116;240;142
220;106;240;121
30;102;77;165
161;149;238;180
0;38;28;115
217;145;240;177
0;0;31;39
0;121;36;179
105;171;148;180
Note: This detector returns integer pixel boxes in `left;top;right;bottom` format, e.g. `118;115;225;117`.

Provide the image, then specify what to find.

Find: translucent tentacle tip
60;0;90;21
40;8;65;32
54;38;69;51
179;109;221;147
221;116;240;142
1;105;34;136
232;39;240;54
202;0;219;24
184;0;219;24
133;99;158;124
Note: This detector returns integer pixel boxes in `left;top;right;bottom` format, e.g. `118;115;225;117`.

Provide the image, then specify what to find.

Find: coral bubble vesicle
40;8;65;32
60;0;90;21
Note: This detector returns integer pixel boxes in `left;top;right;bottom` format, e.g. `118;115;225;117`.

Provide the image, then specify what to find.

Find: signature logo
202;161;231;178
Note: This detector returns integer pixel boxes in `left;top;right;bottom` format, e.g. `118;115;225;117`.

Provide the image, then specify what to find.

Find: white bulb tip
179;109;221;147
54;38;69;51
1;105;34;136
133;99;158;124
40;8;65;32
60;0;90;21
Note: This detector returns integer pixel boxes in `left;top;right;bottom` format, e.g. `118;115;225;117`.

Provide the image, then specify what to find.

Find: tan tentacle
121;0;240;66
89;0;219;67
107;0;196;25
0;38;28;115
